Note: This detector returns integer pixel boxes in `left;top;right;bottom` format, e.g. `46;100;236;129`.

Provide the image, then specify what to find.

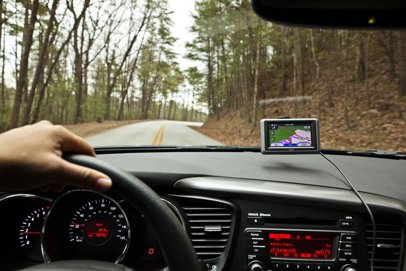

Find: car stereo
246;228;359;271
260;118;320;154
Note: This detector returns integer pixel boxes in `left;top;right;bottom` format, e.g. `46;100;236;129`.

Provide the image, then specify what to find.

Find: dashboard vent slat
175;197;234;261
365;217;403;271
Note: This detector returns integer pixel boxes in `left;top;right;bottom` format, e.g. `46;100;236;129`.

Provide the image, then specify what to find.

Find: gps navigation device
261;118;320;154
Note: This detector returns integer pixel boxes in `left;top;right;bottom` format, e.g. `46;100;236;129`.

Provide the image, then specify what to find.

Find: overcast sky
168;0;196;69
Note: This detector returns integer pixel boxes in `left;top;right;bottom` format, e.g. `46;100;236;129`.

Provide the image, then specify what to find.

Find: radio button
249;239;265;246
246;231;264;238
247;246;266;255
339;250;355;258
324;264;334;271
247;217;264;225
312;264;333;271
338;258;348;263
291;263;302;270
270;262;283;270
314;264;322;270
283;262;293;270
339;241;356;250
339;220;354;228
340;234;356;242
289;263;313;271
303;264;313;270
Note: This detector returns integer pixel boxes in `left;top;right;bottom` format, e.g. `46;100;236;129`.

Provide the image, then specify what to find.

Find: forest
0;0;405;150
0;0;205;131
188;1;406;151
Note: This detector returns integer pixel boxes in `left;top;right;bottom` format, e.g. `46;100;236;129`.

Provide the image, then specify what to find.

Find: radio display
268;231;333;259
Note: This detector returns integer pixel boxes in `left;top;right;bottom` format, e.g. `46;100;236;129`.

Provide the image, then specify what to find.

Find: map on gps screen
269;124;312;147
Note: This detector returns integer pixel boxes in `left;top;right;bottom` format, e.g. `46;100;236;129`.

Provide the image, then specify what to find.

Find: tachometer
18;205;50;261
0;194;51;268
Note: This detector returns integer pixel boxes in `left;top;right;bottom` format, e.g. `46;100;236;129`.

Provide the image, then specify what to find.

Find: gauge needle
19;232;41;235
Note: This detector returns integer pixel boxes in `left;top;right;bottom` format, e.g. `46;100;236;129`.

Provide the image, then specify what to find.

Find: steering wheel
24;154;203;271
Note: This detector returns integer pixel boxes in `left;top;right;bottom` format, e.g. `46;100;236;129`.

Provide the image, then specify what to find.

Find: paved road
86;120;223;147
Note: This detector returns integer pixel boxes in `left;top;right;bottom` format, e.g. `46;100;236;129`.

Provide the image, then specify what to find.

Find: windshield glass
0;0;405;151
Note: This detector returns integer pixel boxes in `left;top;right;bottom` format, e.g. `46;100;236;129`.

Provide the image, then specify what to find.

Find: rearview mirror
252;0;406;29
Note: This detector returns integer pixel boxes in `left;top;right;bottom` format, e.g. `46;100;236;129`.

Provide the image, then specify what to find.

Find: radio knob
248;262;264;271
341;265;357;271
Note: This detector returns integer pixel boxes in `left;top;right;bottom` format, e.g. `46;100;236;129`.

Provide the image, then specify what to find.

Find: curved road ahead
86;120;223;147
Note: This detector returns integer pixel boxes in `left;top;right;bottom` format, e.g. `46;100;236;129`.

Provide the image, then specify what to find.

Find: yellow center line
151;125;165;145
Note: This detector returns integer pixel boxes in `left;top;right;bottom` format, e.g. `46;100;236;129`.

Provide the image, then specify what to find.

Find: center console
246;228;358;271
242;203;366;271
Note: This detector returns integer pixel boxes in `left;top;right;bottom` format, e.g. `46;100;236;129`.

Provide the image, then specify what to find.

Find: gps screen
261;119;319;153
269;124;312;148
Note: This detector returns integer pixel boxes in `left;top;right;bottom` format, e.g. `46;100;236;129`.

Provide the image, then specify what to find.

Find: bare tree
31;0;91;123
22;0;59;125
9;0;40;128
104;3;151;120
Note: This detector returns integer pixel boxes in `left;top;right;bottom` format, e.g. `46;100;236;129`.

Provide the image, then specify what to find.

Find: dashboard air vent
175;196;234;261
365;217;403;271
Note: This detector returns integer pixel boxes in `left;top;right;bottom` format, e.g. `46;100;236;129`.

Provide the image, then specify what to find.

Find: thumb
58;161;112;192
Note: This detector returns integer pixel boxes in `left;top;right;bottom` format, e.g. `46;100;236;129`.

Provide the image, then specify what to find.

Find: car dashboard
0;151;405;271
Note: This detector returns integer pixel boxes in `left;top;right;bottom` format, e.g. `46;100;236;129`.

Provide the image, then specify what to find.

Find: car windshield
0;0;405;151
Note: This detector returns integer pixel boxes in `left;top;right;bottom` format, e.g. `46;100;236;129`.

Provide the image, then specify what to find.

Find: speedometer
68;198;129;247
43;190;131;263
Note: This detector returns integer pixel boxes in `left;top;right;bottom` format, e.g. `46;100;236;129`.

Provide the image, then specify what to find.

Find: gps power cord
319;152;377;271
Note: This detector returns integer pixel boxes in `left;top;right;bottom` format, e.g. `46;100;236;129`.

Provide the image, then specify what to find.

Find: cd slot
263;217;337;226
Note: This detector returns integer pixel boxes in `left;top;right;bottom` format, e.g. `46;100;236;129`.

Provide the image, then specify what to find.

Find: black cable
320;152;376;271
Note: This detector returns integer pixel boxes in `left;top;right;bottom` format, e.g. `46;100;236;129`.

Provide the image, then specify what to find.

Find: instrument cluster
0;190;166;270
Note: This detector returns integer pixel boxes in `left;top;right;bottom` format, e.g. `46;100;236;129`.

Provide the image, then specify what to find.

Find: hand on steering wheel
0;121;112;192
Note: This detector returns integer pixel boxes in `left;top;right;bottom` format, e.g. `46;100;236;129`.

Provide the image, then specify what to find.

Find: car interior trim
174;177;406;216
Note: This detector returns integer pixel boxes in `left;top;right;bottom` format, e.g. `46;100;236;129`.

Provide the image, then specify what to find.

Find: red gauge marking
19;232;41;235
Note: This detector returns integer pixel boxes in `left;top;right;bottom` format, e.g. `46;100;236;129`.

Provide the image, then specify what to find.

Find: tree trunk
10;0;39;128
310;29;320;80
0;0;4;113
293;28;305;96
355;37;367;82
0;14;5;114
378;31;397;80
22;0;58;125
157;101;162;119
172;102;177;120
167;100;173;119
279;26;287;95
293;28;305;116
398;32;406;97
73;21;84;124
207;38;215;116
252;27;261;124
364;33;371;107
